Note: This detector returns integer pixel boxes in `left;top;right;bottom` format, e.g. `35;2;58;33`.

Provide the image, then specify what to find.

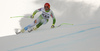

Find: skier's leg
28;22;42;33
20;18;40;33
36;22;43;28
35;19;48;29
28;19;49;33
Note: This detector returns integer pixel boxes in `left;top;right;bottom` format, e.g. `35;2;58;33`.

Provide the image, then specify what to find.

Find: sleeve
32;8;42;16
51;11;56;25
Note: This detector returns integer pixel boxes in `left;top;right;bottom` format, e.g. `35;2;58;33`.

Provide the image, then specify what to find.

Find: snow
0;0;100;51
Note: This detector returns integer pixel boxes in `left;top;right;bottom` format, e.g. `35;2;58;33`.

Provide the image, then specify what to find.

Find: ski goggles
44;6;49;9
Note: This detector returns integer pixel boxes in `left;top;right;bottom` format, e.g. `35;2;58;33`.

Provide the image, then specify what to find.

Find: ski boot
28;27;37;33
16;29;25;34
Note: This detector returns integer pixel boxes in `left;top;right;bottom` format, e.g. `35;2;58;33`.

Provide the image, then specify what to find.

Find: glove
51;24;55;28
30;15;34;19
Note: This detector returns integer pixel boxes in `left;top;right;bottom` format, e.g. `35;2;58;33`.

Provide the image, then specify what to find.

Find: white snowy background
0;0;100;51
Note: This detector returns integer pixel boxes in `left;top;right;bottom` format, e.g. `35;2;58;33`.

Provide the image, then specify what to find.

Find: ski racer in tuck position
16;3;56;34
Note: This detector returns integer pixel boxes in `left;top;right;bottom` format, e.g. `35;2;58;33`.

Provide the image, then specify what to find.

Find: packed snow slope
0;0;100;51
0;23;100;51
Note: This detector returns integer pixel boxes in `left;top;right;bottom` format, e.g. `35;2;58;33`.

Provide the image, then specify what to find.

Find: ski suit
24;7;56;31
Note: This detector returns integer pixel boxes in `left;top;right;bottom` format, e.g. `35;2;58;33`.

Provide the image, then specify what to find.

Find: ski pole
10;16;30;18
55;23;74;28
61;23;74;25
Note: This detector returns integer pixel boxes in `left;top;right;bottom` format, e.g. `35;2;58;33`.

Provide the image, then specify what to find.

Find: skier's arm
31;8;42;18
51;11;56;28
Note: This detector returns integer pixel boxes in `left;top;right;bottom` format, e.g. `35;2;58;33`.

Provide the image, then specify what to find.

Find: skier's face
44;6;49;11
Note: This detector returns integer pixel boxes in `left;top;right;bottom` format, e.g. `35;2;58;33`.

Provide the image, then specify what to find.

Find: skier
16;3;56;34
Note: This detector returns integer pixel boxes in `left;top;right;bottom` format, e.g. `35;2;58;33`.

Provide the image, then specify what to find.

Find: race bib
42;12;50;19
